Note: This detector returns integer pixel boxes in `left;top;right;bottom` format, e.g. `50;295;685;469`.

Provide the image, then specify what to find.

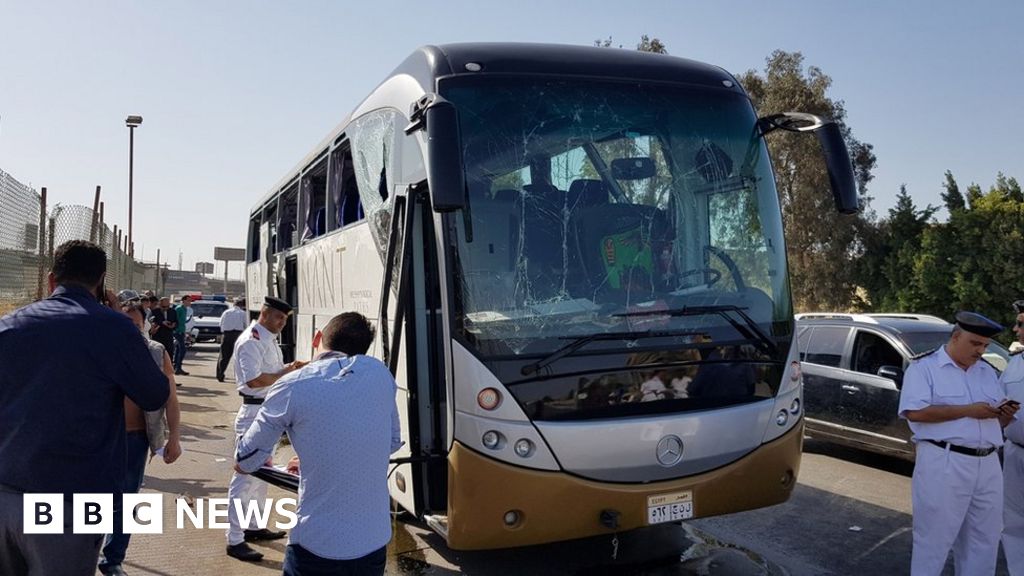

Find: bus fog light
478;388;502;411
513;439;534;458
776;409;789;426
790;398;801;415
504;510;521;526
482;431;501;449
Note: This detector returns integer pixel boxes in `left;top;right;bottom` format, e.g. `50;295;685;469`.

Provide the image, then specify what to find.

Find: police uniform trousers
1005;441;1024;575
911;440;1003;575
226;403;271;546
216;330;242;381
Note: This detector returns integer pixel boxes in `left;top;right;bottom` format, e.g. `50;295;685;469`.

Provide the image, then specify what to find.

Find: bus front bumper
446;420;802;550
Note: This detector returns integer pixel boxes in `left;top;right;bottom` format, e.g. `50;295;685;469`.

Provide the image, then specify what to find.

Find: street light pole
125;115;143;261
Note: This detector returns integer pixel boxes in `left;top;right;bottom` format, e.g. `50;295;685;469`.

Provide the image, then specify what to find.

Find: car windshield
443;77;792;359
901;330;1009;372
192;303;227;317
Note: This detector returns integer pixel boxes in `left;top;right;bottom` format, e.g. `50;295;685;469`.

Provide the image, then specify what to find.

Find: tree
942;171;965;214
907;173;1024;344
636;35;667;54
738;51;877;311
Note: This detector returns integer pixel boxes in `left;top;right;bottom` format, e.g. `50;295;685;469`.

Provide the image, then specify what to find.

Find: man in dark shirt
149;296;177;356
0;241;170;576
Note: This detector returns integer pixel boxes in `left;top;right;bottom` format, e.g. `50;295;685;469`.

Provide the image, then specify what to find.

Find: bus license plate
647;490;693;524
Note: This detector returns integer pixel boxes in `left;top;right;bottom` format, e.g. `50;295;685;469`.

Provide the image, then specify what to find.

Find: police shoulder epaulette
909;347;938;361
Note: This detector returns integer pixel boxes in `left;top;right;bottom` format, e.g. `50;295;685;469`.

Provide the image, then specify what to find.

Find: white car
190;300;229;343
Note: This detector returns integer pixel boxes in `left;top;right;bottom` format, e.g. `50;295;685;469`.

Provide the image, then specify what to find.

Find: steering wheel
674;267;722;291
704;245;746;291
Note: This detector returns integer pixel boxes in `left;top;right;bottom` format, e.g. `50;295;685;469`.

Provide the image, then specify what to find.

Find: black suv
796;313;1010;461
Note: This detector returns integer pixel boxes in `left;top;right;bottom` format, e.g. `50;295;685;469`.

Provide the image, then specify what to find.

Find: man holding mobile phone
898;311;1018;575
0;241;169;576
1001;301;1024;575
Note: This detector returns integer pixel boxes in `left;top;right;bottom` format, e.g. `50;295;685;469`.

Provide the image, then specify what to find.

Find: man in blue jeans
236;312;401;576
173;295;191;375
98;303;182;576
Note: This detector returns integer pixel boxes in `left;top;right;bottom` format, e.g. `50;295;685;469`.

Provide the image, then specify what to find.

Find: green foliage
738;51;877;312
863;172;1024;345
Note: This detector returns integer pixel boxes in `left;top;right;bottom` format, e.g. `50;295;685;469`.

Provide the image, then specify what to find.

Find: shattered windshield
443;77;791;359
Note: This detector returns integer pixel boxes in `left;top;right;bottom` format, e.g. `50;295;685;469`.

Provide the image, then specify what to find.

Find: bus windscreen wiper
521;329;704;377
613;305;779;356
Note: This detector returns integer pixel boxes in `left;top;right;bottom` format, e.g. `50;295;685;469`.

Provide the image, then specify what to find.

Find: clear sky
1;1;1021;278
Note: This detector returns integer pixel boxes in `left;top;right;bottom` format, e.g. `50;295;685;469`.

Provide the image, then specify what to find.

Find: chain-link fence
0;169;165;315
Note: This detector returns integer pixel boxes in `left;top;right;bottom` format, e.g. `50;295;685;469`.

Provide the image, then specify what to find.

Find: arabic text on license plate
646;490;693;524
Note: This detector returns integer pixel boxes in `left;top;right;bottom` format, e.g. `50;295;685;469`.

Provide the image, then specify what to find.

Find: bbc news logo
23;494;297;534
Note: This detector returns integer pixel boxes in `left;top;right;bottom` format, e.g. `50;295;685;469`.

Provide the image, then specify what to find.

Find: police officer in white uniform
225;296;306;562
1002;301;1024;575
898;311;1019;575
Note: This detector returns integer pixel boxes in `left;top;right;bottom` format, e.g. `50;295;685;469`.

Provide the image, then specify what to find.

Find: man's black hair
52;240;107;287
322;312;376;356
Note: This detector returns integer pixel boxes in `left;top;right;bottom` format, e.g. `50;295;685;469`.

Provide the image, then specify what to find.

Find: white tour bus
246;42;859;550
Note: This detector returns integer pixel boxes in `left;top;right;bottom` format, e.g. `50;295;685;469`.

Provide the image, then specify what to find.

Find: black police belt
239;392;264;405
925;439;996;457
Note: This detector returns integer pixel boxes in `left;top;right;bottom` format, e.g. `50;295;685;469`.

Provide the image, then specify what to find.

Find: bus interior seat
517;183;575;297
573;202;667;296
314;208;326;236
341;192;363;226
566;179;610;210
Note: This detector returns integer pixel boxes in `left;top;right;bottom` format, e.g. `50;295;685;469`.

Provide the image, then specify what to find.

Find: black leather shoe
226;542;263;562
99;565;128;576
244;528;287;541
216;375;225;382
175;369;190;376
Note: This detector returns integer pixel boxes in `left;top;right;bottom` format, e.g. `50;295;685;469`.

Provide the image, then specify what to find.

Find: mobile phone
96;281;107;304
999;399;1021;410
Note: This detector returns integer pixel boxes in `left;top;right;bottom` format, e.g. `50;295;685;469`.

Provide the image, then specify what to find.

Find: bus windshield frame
439;75;793;368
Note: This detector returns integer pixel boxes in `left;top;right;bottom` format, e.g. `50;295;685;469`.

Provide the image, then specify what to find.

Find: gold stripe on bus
445;421;803;550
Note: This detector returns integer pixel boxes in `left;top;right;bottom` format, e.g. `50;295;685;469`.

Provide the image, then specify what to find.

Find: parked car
795;313;1010;461
190;300;229;343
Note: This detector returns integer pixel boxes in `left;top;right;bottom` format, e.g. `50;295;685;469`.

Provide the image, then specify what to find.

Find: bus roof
249;42;739;216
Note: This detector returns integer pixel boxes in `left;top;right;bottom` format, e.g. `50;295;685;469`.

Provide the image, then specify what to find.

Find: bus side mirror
424;100;467;212
758;112;859;215
814;122;859;215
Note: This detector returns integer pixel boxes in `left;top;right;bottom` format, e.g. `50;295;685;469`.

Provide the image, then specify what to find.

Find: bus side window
264;203;278;255
329;142;362;229
301;160;328;242
247;214;261;262
278;184;299;251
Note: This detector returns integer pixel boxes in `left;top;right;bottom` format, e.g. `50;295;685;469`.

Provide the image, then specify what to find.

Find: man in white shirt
898;311;1019;575
217;296;249;382
236;312;401;575
225;296;306;562
1002;301;1024;575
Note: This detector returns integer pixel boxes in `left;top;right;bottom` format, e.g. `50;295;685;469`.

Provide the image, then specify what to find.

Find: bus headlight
513;438;534;458
478;388;502;411
482;430;502;449
790;398;801;415
776;409;789;427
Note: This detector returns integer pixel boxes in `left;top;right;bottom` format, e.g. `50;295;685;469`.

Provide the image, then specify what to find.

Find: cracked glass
443;78;792;364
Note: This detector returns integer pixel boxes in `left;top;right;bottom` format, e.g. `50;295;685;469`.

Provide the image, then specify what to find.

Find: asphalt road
115;345;1004;575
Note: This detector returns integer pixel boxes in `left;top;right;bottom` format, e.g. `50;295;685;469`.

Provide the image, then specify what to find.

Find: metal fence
0;169;165;315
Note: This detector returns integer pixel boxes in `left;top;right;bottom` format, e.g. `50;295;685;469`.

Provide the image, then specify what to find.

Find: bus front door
381;185;449;520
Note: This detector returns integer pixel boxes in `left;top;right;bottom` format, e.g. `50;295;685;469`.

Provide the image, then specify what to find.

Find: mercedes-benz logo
656;435;684;467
